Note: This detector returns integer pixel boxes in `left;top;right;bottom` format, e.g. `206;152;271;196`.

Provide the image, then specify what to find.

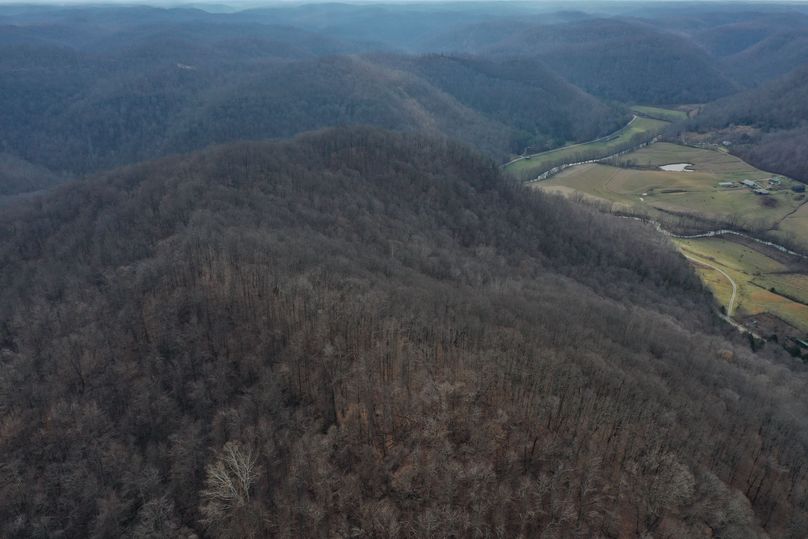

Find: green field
774;200;808;251
534;141;808;334
537;143;806;230
504;116;669;179
631;105;688;122
674;237;808;332
614;143;766;179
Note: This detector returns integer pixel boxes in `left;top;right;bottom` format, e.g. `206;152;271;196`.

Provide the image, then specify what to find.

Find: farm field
504;116;669;179
775;201;808;251
534;141;808;337
536;142;807;231
631;105;689;122
674;237;808;333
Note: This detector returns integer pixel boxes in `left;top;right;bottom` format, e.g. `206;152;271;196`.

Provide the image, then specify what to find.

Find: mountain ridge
0;127;804;537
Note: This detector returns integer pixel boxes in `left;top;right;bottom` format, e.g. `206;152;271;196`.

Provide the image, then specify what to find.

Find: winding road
680;251;762;337
682;252;737;317
522;125;807;339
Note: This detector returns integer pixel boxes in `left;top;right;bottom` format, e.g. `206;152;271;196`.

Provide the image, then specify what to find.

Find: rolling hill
4;5;808;538
377;54;629;153
0;127;806;537
698;62;808;130
693;63;808;181
431;18;738;104
0;29;627;191
677;11;808;86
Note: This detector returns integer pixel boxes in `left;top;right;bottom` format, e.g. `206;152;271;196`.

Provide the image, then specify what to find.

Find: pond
659;163;694;172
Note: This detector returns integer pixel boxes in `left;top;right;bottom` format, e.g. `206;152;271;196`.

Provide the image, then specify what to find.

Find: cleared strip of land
504;116;669;180
631;105;688;122
682;251;738;316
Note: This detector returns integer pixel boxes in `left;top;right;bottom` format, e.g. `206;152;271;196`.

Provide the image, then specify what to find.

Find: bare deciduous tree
200;441;261;536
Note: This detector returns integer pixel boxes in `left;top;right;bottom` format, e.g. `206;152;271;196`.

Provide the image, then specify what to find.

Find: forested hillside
14;2;808;193
697;62;808;130
0;153;64;196
432;18;738;104
4;4;808;538
693;63;808;181
377;54;627;153
655;10;808;85
0;13;627;190
2;128;807;537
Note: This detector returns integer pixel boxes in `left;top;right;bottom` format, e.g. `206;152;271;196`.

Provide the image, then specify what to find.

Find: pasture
536;141;808;333
631;105;688;122
505;116;669;179
537;143;806;230
774;201;808;251
674;237;808;332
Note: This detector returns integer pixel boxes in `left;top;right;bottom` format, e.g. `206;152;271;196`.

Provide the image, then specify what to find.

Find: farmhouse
741;179;759;188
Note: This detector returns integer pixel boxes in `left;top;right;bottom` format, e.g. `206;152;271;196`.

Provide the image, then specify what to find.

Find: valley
675;237;808;335
527;133;808;349
504;115;669;181
4;3;808;538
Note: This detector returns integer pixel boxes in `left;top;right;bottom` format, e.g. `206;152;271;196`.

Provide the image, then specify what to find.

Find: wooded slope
694;63;808;182
1;128;806;537
0;17;627;188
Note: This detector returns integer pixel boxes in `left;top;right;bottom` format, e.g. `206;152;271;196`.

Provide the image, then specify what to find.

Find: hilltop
1;128;806;537
692;63;808;182
431;18;738;104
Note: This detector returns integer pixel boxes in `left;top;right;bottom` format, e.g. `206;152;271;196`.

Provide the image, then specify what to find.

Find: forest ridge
2;3;808;538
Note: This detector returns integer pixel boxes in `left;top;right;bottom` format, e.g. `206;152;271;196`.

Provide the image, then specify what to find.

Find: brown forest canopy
1;127;807;537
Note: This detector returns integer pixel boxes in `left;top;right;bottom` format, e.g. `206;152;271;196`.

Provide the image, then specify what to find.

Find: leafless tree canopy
0;128;806;537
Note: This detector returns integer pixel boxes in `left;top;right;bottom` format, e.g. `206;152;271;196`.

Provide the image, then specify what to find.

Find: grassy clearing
687;260;736;311
533;140;808;334
674;237;808;332
536;143;806;231
631;105;688;122
758;273;808;305
618;143;769;178
505;116;669;179
774;201;808;251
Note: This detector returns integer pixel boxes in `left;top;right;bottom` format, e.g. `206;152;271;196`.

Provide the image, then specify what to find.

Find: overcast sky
1;0;806;10
1;0;805;4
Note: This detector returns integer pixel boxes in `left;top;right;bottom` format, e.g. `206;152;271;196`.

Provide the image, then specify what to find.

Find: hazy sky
1;0;805;9
1;0;803;4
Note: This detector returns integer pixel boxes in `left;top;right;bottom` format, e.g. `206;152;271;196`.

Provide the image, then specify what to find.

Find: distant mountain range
5;3;808;197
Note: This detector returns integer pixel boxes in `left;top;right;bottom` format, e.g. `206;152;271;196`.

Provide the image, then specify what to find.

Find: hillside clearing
631;105;689;122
